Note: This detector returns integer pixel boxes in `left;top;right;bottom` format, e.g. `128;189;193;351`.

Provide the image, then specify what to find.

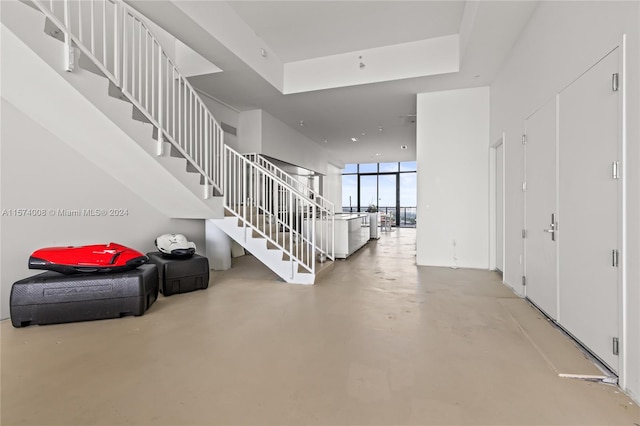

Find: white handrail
246;154;335;213
33;0;223;196
244;154;335;261
225;146;333;274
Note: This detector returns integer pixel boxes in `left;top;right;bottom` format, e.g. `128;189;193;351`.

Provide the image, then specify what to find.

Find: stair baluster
32;0;223;197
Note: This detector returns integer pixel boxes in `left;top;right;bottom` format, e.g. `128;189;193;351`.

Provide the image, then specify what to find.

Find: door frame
523;96;560;318
489;133;505;274
618;35;628;390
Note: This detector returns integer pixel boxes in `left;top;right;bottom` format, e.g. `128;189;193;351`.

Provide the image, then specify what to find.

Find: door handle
544;213;557;241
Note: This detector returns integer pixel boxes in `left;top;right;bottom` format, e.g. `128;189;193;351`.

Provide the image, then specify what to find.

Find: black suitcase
146;252;209;296
10;264;158;327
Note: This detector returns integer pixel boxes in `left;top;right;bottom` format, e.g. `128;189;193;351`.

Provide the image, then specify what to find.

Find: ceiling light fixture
299;120;304;127
351;137;359;142
378;126;383;132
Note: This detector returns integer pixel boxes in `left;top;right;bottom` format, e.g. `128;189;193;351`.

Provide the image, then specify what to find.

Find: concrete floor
1;228;638;425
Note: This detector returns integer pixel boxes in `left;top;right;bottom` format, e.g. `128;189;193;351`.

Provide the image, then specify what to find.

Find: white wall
198;92;239;150
0;99;205;320
261;110;329;175
284;35;459;94
323;162;344;213
167;1;284;92
175;39;222;78
237;109;262;154
416;87;490;269
491;0;639;401
142;17;176;63
237;109;330;175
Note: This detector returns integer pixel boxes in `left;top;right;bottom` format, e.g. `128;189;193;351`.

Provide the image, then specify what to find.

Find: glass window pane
342;175;357;212
378;162;399;172
359;175;377;211
400;161;417;171
399;172;417;227
359;163;377;173
400;172;416;206
343;163;357;174
378;174;396;210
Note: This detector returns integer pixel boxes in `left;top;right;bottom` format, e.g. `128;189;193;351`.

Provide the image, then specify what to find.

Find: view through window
342;162;416;227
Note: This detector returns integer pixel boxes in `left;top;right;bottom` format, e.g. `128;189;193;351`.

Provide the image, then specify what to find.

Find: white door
524;99;558;319
558;48;620;372
496;144;504;272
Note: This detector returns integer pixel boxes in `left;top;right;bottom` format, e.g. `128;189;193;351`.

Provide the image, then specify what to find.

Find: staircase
212;147;335;284
4;0;334;284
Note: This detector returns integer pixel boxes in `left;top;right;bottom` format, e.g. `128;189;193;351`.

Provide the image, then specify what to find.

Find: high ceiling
128;1;538;166
226;1;466;63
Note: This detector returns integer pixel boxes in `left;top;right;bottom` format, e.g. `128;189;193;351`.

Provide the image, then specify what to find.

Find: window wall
342;162;417;227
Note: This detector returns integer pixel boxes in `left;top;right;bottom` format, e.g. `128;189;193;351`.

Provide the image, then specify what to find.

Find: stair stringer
1;1;223;219
211;217;316;285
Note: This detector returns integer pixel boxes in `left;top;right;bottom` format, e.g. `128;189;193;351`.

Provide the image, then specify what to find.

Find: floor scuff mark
558;373;617;385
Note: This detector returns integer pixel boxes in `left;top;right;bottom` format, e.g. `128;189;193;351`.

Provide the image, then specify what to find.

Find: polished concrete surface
1;229;638;425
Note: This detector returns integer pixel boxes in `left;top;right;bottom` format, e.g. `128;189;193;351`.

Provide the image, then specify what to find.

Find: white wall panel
416;87;490;269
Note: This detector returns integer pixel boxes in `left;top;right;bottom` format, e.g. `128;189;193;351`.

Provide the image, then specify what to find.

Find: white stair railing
225;146;334;275
245;153;335;261
32;0;223;197
245;154;335;212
